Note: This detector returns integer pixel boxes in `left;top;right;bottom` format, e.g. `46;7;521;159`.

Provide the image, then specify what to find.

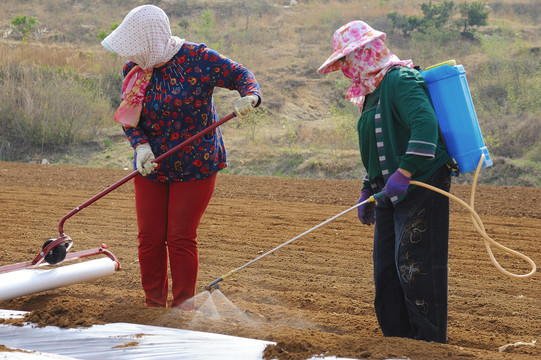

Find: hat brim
317;31;385;75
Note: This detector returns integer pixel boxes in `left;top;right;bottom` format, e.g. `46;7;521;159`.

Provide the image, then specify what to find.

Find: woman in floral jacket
102;5;261;308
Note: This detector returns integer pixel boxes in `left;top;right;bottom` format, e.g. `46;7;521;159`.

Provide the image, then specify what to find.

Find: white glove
135;143;157;176
232;95;259;118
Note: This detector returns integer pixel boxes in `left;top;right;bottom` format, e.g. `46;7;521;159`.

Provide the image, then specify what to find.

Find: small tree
388;1;455;36
387;12;423;37
387;1;490;41
458;1;489;37
193;9;216;44
238;0;274;31
419;0;455;31
11;15;37;41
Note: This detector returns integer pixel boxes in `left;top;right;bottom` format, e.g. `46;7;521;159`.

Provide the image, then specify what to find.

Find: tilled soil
0;161;539;359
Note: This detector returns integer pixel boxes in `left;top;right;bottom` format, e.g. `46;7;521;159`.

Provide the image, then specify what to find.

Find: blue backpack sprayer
206;60;536;291
415;60;535;280
421;59;492;174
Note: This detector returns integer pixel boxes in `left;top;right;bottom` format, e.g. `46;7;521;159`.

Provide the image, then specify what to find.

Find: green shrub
97;22;119;41
0;64;113;160
470;27;540;117
457;1;489;36
10;15;37;41
98;70;124;108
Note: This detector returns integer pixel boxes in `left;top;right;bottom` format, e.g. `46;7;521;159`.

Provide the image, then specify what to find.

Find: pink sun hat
317;20;386;75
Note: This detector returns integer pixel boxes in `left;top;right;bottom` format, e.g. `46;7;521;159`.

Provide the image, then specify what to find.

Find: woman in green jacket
318;21;451;344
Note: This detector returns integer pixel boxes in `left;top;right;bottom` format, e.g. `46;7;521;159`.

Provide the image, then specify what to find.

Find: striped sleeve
406;139;436;158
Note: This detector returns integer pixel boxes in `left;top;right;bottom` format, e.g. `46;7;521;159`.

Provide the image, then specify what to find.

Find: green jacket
358;67;450;200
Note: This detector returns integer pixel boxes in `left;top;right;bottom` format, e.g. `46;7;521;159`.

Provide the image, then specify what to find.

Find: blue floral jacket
122;42;261;182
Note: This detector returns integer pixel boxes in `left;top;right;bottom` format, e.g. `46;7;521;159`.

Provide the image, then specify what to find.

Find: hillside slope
1;0;540;185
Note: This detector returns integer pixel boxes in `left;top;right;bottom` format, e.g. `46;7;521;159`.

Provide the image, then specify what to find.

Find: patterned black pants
372;165;451;344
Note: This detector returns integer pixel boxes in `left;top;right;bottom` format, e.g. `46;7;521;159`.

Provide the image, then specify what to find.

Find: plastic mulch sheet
0;310;359;360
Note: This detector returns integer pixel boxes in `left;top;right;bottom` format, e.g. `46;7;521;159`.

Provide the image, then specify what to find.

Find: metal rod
206;191;384;290
58;113;236;235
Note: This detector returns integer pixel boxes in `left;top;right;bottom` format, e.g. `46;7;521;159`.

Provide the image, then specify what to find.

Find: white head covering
101;5;184;70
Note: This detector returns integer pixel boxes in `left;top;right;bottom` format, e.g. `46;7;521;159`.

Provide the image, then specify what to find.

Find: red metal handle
0;241;120;274
58;112;237;235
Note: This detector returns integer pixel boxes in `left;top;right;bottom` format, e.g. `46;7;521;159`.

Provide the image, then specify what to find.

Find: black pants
372;165;451;343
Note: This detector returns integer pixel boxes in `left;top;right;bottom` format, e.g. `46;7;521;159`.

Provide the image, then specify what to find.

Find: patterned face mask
317;21;414;109
340;38;413;109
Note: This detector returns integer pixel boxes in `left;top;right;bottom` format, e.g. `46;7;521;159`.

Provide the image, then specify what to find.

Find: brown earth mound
0;161;539;359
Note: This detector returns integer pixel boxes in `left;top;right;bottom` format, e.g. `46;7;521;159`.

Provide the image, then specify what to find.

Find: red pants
134;174;216;308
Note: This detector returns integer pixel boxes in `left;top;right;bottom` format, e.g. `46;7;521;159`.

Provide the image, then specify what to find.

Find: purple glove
357;189;375;225
385;170;411;198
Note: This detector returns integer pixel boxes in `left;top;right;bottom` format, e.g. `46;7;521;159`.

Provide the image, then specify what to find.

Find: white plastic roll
0;258;117;301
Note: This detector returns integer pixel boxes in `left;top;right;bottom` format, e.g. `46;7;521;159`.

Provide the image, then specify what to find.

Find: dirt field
0;161;539;360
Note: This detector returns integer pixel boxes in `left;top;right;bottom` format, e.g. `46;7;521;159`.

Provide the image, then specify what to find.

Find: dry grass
2;1;539;78
0;63;113;155
0;0;539;184
0;41;120;74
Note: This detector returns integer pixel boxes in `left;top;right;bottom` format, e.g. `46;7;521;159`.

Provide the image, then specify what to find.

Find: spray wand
205;191;385;290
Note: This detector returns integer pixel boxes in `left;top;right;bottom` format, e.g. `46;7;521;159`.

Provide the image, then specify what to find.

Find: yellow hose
411;155;537;279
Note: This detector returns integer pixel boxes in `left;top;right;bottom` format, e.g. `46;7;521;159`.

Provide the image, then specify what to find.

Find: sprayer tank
422;62;492;174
